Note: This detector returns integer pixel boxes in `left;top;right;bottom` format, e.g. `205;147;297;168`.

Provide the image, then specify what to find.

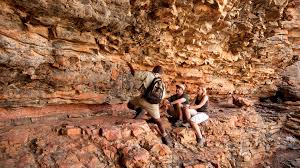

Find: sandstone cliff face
0;0;298;107
278;61;300;101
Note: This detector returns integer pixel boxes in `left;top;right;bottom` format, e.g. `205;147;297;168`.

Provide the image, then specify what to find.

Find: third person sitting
164;83;189;127
184;87;209;146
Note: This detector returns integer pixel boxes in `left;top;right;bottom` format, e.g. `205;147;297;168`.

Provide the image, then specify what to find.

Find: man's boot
134;108;145;119
146;118;156;124
182;122;190;128
174;119;183;127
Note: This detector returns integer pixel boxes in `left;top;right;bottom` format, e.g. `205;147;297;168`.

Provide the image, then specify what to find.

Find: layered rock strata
278;61;300;101
0;0;298;107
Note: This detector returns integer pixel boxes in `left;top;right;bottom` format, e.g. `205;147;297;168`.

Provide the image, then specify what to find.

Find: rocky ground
0;101;299;168
254;101;300;168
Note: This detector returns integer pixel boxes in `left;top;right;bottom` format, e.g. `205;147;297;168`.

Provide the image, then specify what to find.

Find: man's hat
176;83;185;91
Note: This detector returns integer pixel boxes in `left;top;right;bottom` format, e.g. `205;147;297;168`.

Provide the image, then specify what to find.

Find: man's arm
126;62;135;76
170;98;186;105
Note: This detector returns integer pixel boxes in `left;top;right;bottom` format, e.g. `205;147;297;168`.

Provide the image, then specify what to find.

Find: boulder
278;61;300;101
122;146;150;168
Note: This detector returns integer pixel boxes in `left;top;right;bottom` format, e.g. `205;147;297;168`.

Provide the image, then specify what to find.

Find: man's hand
126;62;135;76
161;99;171;109
161;99;169;106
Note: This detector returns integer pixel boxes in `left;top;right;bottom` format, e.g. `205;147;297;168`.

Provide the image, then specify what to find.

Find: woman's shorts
188;109;209;124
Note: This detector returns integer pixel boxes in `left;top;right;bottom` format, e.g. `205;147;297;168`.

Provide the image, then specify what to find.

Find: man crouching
126;62;172;147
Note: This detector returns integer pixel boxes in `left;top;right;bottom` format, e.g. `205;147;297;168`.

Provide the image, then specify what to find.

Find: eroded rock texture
279;61;300;101
0;106;293;168
0;0;299;107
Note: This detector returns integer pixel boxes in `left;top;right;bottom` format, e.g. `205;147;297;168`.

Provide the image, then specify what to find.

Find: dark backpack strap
144;77;160;94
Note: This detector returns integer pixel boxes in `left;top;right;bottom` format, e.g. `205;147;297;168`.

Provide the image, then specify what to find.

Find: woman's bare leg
190;121;202;139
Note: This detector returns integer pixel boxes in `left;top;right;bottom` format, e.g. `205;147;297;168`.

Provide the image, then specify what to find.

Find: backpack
143;77;164;104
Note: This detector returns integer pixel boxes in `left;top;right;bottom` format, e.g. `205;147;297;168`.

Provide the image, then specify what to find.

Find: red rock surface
0;0;299;107
0;103;299;168
0;0;299;167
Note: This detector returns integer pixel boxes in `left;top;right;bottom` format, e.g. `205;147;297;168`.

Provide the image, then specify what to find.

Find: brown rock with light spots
101;127;122;141
122;146;150;168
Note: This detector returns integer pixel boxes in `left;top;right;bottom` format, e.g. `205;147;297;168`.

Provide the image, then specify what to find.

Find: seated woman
184;87;209;146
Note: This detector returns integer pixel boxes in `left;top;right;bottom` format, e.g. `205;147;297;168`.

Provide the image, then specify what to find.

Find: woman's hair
152;65;163;74
197;87;207;98
202;87;207;95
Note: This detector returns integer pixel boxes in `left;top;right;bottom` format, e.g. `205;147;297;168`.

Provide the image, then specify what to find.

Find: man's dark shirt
168;93;189;105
